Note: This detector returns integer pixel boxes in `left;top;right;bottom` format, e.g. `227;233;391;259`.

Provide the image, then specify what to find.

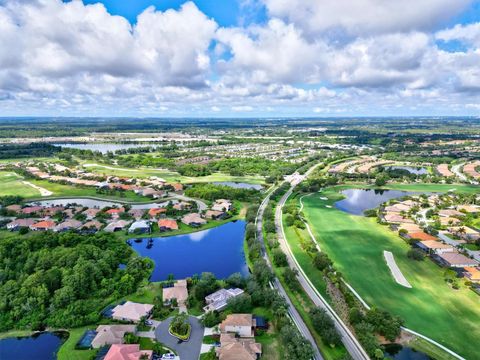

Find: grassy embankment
0;171;44;197
290;185;480;360
81;163;265;185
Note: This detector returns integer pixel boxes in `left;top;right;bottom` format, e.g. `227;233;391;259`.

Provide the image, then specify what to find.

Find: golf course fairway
292;186;479;360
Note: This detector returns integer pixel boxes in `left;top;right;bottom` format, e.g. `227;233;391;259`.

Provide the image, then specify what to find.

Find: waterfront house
204;288;244;312
111;301;154;323
128;220;151;234
212;199;232;212
163;279;188;307
157;218;178;231
205;210;226;220
91;324;137;348
104;220;131;233
182;213;207;227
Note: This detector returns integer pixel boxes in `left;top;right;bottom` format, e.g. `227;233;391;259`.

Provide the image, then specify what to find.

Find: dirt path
21;181;53;196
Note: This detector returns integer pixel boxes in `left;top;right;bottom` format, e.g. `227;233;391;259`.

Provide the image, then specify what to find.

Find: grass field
295;186;480;360
26;179;149;202
0;171;42;197
82;163;265;184
56;326;96;360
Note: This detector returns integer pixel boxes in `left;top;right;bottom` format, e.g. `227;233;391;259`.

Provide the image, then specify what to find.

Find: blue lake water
387;166;428;175
0;332;67;360
384;344;432;360
213;181;263;190
52;143;156;154
334;189;416;216
130;220;248;281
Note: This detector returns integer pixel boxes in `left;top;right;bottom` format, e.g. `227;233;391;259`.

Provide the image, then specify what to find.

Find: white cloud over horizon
0;0;479;117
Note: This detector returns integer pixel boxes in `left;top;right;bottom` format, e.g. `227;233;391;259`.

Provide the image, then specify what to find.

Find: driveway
155;316;204;360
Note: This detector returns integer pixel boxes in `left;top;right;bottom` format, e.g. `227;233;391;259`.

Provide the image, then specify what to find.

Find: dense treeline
185;183;260;202
0;232;152;331
0;143;60;159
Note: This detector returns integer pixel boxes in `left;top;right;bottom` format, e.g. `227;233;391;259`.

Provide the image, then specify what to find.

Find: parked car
145;319;153;326
161;353;175;360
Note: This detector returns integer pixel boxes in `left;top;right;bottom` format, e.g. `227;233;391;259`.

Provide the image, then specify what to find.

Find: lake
335;189;416;216
52;143;156;154
0;332;67;360
387;166;428;175
213;182;263;190
130;220;248;281
384;344;432;360
30;198;178;210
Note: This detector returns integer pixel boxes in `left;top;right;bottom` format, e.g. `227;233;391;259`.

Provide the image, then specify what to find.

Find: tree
226;272;246;289
283;268;301;292
313;252;332;271
375;175;388;187
201;311;222;327
252;260;274;286
273;249;288;267
285;214;295;227
194;272;219;301
280;325;314;360
407;248;425;261
310;307;342;346
227;294;252;313
170;313;190;336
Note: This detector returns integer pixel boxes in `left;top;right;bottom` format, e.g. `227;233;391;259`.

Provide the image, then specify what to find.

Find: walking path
21;181;53;196
383;251;412;288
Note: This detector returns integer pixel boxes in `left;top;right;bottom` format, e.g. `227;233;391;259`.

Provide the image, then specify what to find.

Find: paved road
275;164;370;360
255;191;323;360
154;316;204;360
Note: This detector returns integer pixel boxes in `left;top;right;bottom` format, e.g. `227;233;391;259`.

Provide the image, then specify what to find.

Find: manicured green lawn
57;326;97;360
82;164;265;184
297;187;480;360
26;180;149;202
0;171;41;197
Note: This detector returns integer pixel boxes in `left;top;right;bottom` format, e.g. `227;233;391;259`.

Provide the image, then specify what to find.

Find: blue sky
81;0;267;26
1;0;479;117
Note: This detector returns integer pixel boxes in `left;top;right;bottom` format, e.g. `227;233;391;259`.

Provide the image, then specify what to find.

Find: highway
255;189;324;360
274;166;371;360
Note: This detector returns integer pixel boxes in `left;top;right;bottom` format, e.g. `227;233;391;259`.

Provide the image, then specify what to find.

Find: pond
52;143;157;154
386;166;428;175
213;181;264;190
130;220;248;281
384;344;432;360
334;189;416;216
0;332;67;360
30;198;177;210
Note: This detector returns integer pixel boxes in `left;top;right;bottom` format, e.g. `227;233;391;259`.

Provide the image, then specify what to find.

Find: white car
162;353;175;360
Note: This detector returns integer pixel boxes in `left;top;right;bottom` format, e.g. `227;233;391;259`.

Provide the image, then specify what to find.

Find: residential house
396;223;422;232
212;199;232;212
384;203;411;213
158;219;178;231
205;210;226;220
170;183;183;192
439;217;461;226
435;252;479;268
111;301;154;323
220;314;255;337
448;226;480;241
417;240;455;254
404;231;438;241
6;218;37;231
148;207;167;218
104;220;131;233
384;213;414;224
104;344;153;360
464;267;480;283
83;208;101;220
128;209;145;220
91;325;137;348
216;333;262;360
54;219;83;232
81;220;103;233
162;279;188;307
30;220;56;231
182;213;207;227
128;220;151;234
438;209;465;218
457;205;480;214
106;208;125;219
173;201;191;211
6;204;22;213
204;288;244;312
21;206;44;215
